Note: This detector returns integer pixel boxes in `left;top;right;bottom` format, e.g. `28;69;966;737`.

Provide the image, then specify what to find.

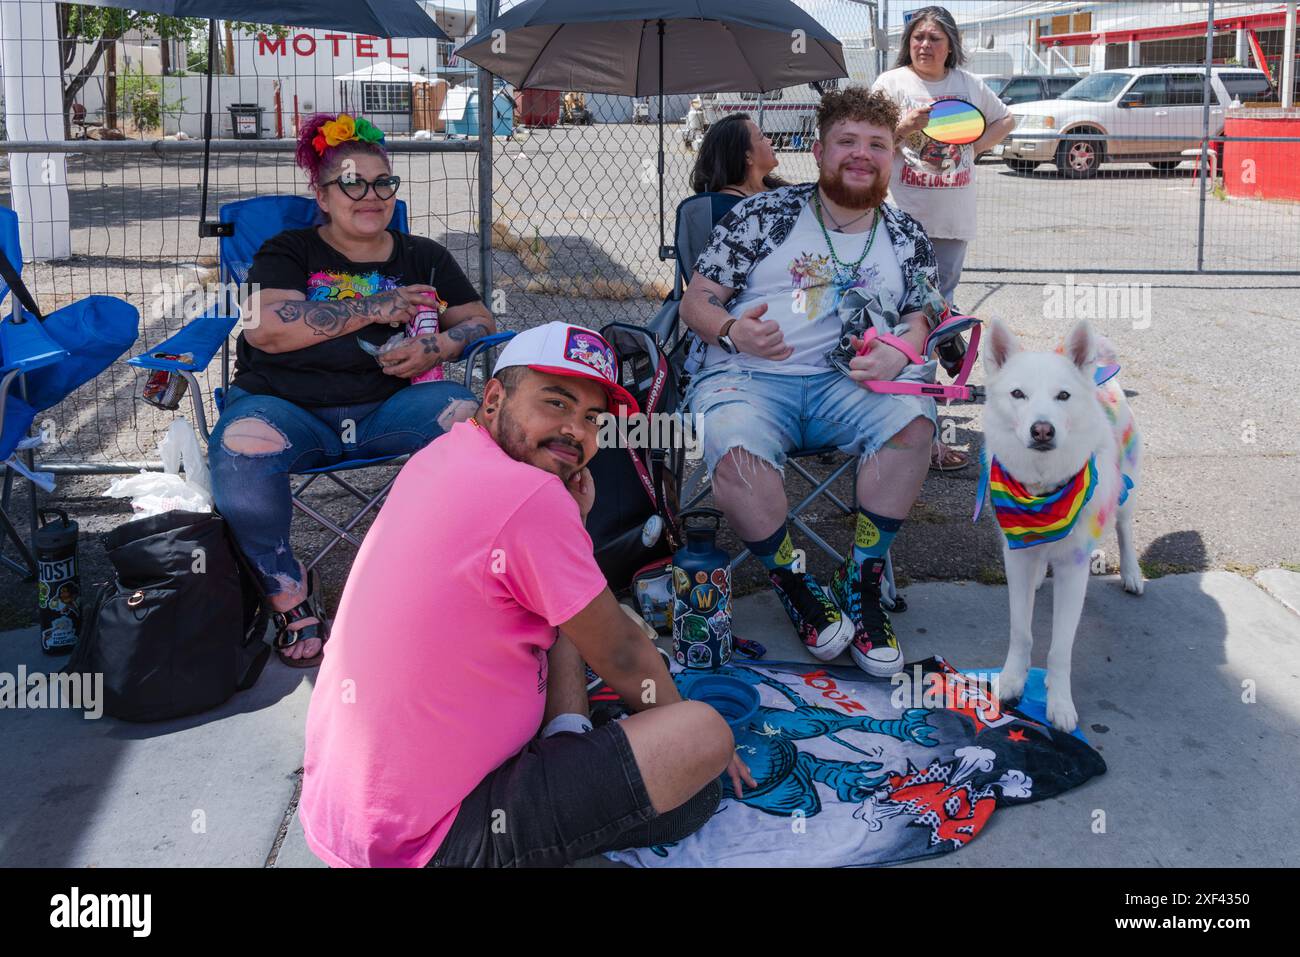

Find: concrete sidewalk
3;569;1298;868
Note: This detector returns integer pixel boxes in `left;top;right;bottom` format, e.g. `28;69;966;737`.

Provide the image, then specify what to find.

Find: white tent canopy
334;61;425;84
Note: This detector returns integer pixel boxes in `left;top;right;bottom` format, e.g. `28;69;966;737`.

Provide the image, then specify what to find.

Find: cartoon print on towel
606;657;1107;867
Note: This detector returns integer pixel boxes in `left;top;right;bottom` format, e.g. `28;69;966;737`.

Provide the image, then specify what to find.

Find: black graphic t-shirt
233;228;480;407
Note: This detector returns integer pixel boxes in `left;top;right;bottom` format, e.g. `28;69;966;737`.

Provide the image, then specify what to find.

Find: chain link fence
0;0;1298;477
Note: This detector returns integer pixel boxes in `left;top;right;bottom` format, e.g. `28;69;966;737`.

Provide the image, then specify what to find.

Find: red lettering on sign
356;36;377;57
324;33;347;57
292;34;316;56
387;39;408;59
257;33;286;56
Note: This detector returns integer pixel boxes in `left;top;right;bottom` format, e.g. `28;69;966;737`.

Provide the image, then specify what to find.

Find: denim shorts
684;364;937;477
426;720;722;868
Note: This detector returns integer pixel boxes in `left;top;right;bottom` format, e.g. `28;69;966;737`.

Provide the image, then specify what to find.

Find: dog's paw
995;666;1028;703
1121;570;1145;595
1046;690;1078;733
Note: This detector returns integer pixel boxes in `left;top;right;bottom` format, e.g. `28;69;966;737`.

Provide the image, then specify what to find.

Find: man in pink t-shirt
300;321;754;867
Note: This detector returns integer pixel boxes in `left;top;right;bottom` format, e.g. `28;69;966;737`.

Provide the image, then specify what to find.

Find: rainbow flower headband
312;113;385;156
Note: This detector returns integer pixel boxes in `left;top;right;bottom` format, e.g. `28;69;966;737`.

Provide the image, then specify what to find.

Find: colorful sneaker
768;567;855;661
832;556;904;678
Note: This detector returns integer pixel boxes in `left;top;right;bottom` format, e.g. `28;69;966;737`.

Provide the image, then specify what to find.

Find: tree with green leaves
56;4;284;139
57;4;203;137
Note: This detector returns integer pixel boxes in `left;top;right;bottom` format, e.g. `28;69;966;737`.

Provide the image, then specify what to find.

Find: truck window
1167;73;1209;106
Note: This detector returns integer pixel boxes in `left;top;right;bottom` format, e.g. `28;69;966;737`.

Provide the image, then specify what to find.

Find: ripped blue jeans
209;382;476;597
684;366;937;478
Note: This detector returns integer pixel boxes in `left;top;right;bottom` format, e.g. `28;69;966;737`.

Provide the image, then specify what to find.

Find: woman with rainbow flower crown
210;112;496;669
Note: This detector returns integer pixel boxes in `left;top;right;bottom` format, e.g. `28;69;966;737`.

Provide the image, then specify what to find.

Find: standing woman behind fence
872;5;1015;471
208;112;494;668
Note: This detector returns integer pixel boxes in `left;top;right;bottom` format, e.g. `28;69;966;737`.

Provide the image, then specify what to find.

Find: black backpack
586;323;684;592
63;510;271;722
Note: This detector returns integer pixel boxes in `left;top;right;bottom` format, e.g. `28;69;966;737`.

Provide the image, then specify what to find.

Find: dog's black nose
1030;420;1056;445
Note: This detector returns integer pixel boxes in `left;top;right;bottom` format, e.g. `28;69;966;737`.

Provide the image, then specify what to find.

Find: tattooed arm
375;300;497;379
681;273;791;360
434;299;497;362
679;273;739;345
240;284;440;355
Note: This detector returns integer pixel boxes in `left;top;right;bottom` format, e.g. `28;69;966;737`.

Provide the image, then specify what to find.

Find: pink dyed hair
295;113;390;190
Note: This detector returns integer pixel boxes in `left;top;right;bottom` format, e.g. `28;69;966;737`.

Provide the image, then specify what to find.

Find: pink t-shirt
299;420;608;868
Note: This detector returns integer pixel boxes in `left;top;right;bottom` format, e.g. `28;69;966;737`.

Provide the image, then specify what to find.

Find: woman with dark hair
690;112;788;219
209;112;494;668
873;5;1015;470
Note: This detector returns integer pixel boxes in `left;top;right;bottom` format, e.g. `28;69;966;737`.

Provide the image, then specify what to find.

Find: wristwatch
717;317;739;354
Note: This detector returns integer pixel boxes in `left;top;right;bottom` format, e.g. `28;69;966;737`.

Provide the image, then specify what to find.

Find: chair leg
0;474;38;579
786;458;854;516
292;476;397;571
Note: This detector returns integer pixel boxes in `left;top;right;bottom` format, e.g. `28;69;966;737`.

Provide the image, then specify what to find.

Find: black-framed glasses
321;174;401;201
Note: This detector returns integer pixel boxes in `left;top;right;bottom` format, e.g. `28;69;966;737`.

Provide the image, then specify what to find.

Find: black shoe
831;557;903;677
768;567;855;661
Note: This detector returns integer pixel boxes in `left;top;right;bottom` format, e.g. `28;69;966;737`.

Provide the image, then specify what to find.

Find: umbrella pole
197;19;221;238
657;19;667;260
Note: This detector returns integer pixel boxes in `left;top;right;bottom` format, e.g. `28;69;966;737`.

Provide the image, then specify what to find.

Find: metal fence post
880;0;889;77
477;0;497;308
1196;0;1215;272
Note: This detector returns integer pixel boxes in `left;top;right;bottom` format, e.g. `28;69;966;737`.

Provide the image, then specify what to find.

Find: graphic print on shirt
307;270;402;301
788;251;884;325
900;98;973;189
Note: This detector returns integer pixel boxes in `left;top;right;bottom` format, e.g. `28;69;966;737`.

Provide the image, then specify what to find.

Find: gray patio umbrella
75;1;449;236
454;0;848;256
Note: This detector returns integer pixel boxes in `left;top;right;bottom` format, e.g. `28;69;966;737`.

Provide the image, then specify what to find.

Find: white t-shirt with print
704;199;904;376
872;66;1009;241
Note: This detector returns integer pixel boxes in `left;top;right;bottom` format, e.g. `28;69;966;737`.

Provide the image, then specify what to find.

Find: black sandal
273;568;331;669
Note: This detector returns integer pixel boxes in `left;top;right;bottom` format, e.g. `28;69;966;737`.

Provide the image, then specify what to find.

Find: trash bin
228;103;263;139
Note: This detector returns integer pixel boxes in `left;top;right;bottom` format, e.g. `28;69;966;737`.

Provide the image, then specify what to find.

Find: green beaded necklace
812;190;879;287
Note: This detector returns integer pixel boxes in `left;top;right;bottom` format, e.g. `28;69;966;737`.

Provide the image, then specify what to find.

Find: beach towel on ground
605;657;1105;867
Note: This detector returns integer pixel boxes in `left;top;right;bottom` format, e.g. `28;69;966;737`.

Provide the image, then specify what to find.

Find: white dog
981;319;1143;732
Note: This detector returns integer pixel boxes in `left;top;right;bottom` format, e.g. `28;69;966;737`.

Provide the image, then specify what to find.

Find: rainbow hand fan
923;98;986;145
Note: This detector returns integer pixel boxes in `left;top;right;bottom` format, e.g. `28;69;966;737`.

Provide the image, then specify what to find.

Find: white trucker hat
492;322;639;415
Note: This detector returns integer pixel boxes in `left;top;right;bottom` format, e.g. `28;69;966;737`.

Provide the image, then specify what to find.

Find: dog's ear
1063;320;1096;371
985;319;1020;372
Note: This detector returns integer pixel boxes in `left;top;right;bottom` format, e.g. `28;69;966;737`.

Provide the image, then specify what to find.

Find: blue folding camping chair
0;206;140;577
129;195;512;571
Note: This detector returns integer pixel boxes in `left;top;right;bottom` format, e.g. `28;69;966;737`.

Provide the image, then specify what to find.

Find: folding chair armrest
460;330;516;392
129;311;239;372
646;297;681;348
1;310;70;375
461;330;515;366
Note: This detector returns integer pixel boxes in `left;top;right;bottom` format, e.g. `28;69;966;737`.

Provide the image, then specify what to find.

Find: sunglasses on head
321;173;401;201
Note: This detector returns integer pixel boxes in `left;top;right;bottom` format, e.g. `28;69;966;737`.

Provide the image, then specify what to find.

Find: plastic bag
105;420;213;517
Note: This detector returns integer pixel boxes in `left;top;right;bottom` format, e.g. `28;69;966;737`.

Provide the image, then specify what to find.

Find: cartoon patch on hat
564;327;617;382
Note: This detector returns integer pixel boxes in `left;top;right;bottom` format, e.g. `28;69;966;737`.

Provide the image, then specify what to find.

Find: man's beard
494;399;585;480
819;161;889;211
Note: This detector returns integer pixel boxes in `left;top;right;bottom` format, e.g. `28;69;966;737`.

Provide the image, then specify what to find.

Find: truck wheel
1056;136;1102;179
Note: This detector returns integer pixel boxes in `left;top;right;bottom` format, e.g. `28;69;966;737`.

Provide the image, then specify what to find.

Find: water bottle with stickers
671;508;733;670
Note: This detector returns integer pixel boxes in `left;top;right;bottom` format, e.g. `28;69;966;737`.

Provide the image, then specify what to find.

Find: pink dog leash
856;314;985;404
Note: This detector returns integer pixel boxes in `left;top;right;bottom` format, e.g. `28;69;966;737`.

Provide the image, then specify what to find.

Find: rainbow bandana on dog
975;453;1098;550
311;113;385;156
